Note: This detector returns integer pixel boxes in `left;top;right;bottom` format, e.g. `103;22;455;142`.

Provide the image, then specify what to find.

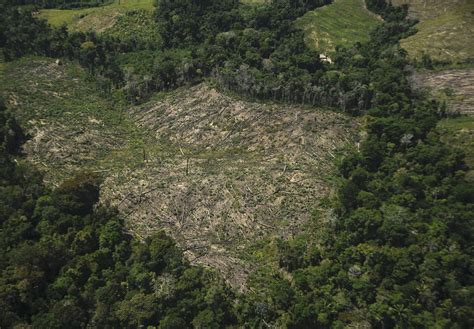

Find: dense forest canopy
0;0;473;327
5;0;110;9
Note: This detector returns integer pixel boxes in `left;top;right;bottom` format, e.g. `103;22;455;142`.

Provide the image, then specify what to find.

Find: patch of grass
38;0;154;32
103;9;161;45
0;56;150;183
394;1;474;62
38;7;97;27
438;116;474;180
439;116;474;131
296;0;381;54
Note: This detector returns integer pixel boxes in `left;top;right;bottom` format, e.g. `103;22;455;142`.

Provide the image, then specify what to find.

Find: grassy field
393;0;474;62
38;0;154;32
438;116;474;181
392;0;471;21
295;0;381;54
102;9;161;45
0;57;150;184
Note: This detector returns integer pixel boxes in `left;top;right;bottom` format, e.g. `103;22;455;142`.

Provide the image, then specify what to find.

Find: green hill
394;0;474;62
296;0;381;54
37;0;154;32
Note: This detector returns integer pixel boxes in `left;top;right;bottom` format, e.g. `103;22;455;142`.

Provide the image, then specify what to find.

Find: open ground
0;58;358;288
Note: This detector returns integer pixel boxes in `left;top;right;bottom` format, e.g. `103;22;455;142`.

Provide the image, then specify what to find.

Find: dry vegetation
101;84;358;288
1;59;357;289
412;68;474;115
393;0;474;62
0;58;132;183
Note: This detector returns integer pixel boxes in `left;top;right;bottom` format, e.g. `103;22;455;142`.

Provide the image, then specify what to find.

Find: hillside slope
0;59;357;288
397;1;474;180
412;68;474;116
0;57;137;183
296;0;381;54
393;0;474;62
38;0;154;33
101;84;358;287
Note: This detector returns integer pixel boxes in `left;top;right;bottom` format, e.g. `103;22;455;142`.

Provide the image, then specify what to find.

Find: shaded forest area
0;101;238;327
1;0;473;327
7;0;111;9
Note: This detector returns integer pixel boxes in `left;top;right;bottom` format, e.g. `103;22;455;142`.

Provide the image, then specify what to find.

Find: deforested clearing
393;0;474;62
412;67;474;116
1;58;357;289
100;84;358;288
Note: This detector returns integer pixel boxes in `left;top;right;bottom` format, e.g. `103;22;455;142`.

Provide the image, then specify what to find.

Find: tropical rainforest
0;0;473;327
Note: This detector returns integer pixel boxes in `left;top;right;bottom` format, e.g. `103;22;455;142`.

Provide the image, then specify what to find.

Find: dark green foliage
0;0;393;110
0;103;236;328
253;1;473;327
1;0;473;327
155;0;242;48
5;0;109;9
0;5;54;60
0;99;24;155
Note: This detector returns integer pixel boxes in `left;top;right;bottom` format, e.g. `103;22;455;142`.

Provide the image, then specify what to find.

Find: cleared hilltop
296;0;382;54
